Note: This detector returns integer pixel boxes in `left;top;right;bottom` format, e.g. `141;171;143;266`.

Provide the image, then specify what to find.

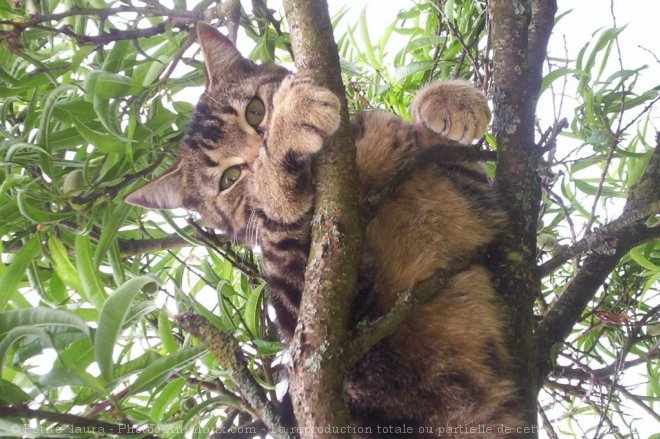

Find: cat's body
127;23;522;438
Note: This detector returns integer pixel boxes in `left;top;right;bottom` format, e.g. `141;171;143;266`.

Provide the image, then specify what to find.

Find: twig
346;263;469;365
427;0;448;82
535;134;660;379
538;201;660;277
555;341;660;382
582;137;618;234
614;384;660;423
538;117;568;154
3;19;174;46
638;45;660;65
84;387;131;418
175;312;296;439
538;403;559;439
71;148;170;206
436;7;483;82
251;0;294;59
118;235;196;257
216;0;241;44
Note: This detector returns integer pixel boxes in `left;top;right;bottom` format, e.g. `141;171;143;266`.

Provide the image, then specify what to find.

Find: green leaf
0;326;51;375
182;395;242;427
35;83;80;149
244;283;265;339
0;307;89;338
38;368;105;392
72;116;126;153
130;345;205;395
75;235;107;309
253;339;285;356
16;191;74;224
94;203;132;267
95;276;159;383
176;284;227;332
113;350;161;380
0;236;40;310
84;71;143;99
103;40;131;73
158;308;179;354
629;247;660;272
150;377;185;423
58;336;94;370
393;61;433;83
358;8;379;69
540;68;578;96
93;97;126;140
0;379;32;404
48;234;84;294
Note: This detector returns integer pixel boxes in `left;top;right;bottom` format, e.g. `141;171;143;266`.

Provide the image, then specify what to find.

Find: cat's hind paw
271;75;341;155
411;80;490;144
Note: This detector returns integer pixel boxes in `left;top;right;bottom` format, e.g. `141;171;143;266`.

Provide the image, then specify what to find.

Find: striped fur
126;24;524;438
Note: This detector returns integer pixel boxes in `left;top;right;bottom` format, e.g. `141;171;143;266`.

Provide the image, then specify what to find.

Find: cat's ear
196;22;250;88
124;162;185;210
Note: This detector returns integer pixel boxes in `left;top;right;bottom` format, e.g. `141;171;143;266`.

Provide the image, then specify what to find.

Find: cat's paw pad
411;80;490;144
273;75;341;153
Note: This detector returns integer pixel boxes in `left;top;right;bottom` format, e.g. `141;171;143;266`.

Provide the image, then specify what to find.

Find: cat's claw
411;80;490;144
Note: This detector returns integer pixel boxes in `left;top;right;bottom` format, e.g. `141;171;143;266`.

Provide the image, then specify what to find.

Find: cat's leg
251;74;340;224
354;81;490;193
410;79;490;145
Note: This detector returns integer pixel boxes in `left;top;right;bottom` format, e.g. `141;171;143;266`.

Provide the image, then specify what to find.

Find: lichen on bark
282;0;362;435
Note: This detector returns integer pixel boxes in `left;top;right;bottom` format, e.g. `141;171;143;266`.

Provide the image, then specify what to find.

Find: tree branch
117;235;193;256
4;19;174;46
281;0;362;434
1;1;239;47
535;135;660;382
538;200;660;277
346;263;470;366
176;312;296;439
488;0;555;428
528;0;558;105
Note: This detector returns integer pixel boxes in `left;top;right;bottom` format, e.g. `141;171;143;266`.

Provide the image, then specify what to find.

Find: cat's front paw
271;75;341;155
411;80;490;144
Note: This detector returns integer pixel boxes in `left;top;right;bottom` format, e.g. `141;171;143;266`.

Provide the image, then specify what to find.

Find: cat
126;22;523;438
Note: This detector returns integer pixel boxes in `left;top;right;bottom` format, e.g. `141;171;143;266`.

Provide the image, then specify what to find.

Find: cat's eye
220;165;242;191
246;97;265;128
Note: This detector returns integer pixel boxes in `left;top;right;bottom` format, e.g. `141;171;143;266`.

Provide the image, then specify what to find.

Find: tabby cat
126;23;522;438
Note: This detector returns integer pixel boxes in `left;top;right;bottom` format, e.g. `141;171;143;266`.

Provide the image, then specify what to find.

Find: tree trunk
282;0;362;434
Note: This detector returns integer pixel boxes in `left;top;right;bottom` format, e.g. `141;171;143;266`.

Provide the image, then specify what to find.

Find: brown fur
126;23;523;438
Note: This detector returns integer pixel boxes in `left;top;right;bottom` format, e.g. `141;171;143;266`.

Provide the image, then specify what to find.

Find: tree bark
487;0;555;431
282;0;361;435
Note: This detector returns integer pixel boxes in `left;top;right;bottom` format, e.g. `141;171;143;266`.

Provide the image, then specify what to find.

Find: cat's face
125;24;289;243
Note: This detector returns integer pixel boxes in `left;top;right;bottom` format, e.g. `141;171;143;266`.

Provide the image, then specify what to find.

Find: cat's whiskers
245;208;260;245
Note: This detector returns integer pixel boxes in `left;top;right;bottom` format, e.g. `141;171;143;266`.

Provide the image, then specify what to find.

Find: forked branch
535;134;660;382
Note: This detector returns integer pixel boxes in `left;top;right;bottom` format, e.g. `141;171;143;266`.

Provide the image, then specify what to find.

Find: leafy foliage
0;0;658;438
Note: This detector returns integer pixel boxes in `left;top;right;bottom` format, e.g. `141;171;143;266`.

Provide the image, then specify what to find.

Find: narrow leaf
48;234;84;294
0;308;89;338
130;345;205;395
75;235;107;309
95;276;159;383
0;236;40;310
